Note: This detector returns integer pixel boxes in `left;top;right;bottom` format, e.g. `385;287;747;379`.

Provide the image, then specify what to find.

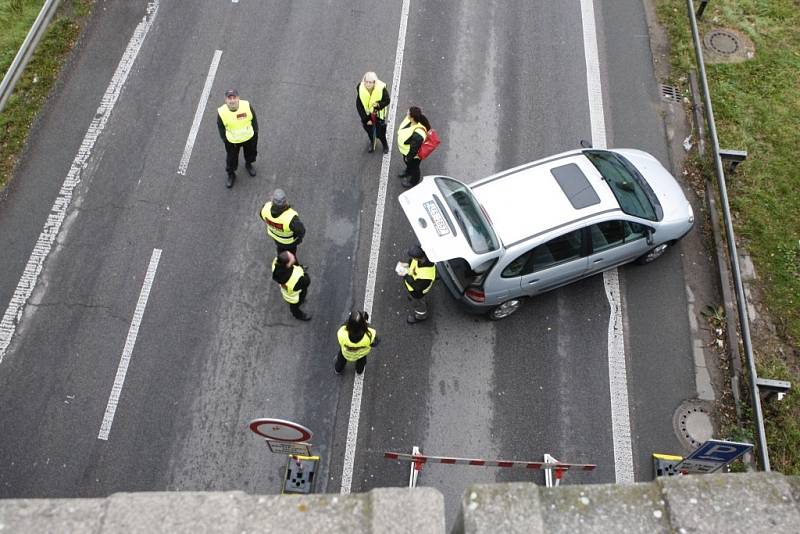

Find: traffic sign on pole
675;439;752;474
249;418;313;443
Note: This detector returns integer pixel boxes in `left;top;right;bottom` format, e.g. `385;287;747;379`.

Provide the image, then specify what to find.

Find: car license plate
423;200;450;236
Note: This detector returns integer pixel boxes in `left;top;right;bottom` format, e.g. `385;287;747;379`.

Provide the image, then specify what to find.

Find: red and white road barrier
384;451;596;472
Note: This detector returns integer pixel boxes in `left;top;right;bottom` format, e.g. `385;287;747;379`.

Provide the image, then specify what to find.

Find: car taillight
465;287;485;303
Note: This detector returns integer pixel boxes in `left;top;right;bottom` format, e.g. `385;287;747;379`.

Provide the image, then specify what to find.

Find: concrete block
458;483;543;533
659;472;800;533
539;482;669;534
0;498;105;534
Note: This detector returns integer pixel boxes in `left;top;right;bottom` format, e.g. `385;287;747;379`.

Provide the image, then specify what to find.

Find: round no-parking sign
249;418;313;443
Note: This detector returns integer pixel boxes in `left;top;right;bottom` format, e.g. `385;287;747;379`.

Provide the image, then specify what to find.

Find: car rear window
435;177;499;254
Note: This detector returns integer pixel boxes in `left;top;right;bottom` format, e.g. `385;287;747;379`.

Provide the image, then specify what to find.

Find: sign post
249;418;319;494
653;439;753;477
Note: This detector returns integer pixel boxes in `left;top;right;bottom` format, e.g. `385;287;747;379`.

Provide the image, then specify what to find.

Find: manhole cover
704;29;740;55
673;400;714;450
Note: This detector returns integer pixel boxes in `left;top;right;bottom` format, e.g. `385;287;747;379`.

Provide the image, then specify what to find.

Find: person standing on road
396;106;431;188
334;310;379;375
217;89;258;188
260;188;306;256
402;245;436;324
271;251;312;321
356;71;390;154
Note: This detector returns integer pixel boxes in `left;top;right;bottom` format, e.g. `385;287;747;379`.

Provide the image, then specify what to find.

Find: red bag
417;128;440;160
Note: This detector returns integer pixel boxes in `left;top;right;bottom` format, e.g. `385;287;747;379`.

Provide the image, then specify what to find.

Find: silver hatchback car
398;148;695;319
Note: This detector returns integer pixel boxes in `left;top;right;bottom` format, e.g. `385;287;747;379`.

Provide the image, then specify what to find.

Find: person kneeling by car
402;245;436;324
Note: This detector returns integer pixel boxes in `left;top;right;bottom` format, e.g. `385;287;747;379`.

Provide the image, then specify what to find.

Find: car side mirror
645;228;654;246
580;139;593;148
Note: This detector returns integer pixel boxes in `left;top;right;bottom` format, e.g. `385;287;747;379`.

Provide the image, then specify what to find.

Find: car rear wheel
636;242;671;264
488;299;523;320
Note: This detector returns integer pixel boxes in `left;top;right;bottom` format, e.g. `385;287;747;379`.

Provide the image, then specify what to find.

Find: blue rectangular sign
677;439;753;474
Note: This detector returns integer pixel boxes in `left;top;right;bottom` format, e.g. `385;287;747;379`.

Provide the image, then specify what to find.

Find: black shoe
407;313;417;324
401;178;415;188
367;141;375;153
295;313;312;321
397;171;408;178
245;163;256;176
226;172;236;188
382;145;389;154
356;365;366;375
334;364;343;375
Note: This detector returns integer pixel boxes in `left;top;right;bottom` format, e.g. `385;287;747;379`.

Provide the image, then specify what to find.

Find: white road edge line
580;0;635;483
340;0;411;495
98;248;162;441
177;50;222;175
0;1;160;364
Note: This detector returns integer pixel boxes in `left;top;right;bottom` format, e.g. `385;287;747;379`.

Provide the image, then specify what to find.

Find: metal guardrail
685;0;770;470
0;0;62;115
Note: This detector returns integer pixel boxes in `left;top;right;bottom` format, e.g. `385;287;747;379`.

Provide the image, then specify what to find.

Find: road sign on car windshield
676;439;752;474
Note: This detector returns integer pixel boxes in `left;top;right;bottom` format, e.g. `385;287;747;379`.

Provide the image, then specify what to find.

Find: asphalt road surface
0;0;697;528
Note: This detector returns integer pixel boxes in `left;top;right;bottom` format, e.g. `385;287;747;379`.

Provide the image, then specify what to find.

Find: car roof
470;150;621;247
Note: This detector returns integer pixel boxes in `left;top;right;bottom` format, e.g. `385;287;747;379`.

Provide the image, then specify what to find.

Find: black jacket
268;205;306;244
272;263;310;292
404;258;436;298
355;83;390;125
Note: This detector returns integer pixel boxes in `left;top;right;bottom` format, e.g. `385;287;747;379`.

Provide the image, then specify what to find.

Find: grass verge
0;0;93;189
657;0;800;474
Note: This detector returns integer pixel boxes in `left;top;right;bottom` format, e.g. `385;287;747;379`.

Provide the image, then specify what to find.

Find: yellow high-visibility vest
260;202;299;244
358;80;387;121
404;258;436;294
337;326;377;361
397;116;426;157
217;100;254;144
272;260;305;304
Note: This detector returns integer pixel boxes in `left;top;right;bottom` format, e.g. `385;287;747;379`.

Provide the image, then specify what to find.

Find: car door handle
593;258;605;263
527;279;540;284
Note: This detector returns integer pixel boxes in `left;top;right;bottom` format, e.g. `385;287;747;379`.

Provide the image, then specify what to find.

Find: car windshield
435;177;499;254
584;150;658;221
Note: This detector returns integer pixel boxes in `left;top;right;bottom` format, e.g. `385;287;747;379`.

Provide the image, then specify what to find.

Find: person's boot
367;140;375;153
382;144;389;154
245;162;256;176
226;171;236;188
401;178;415;188
295;312;312;321
397;170;409;178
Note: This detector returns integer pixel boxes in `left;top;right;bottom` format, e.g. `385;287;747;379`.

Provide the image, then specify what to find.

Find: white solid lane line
0;1;160;364
579;0;635;483
177;49;222;175
340;0;411;495
98;248;162;441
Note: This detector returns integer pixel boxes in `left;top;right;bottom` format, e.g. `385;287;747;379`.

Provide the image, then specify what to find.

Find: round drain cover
673;400;714;450
704;29;741;55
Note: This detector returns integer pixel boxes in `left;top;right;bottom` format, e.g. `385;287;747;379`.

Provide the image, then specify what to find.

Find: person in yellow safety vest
396;106;431;188
216;89;258;188
259;188;306;255
334;310;379;375
403;245;436;324
271;251;312;321
356;71;391;154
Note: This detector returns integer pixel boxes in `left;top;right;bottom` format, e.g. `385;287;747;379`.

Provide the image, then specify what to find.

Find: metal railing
0;0;62;114
686;0;769;470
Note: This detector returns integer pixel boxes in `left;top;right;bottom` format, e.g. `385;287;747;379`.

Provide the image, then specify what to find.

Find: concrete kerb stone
456;482;543;534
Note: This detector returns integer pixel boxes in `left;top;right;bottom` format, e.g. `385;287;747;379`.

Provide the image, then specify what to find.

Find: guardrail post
696;0;710;19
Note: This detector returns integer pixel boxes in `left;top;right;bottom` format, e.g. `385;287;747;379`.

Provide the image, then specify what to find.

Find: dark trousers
403;155;421;185
224;135;257;172
335;350;367;374
275;241;299;256
288;290;307;319
361;120;388;149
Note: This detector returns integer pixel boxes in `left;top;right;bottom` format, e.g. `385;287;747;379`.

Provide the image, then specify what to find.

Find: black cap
225;89;239;97
407;245;425;258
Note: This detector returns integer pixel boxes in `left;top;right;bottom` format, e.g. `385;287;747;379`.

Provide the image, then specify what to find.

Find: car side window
590;220;648;253
502;228;583;277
